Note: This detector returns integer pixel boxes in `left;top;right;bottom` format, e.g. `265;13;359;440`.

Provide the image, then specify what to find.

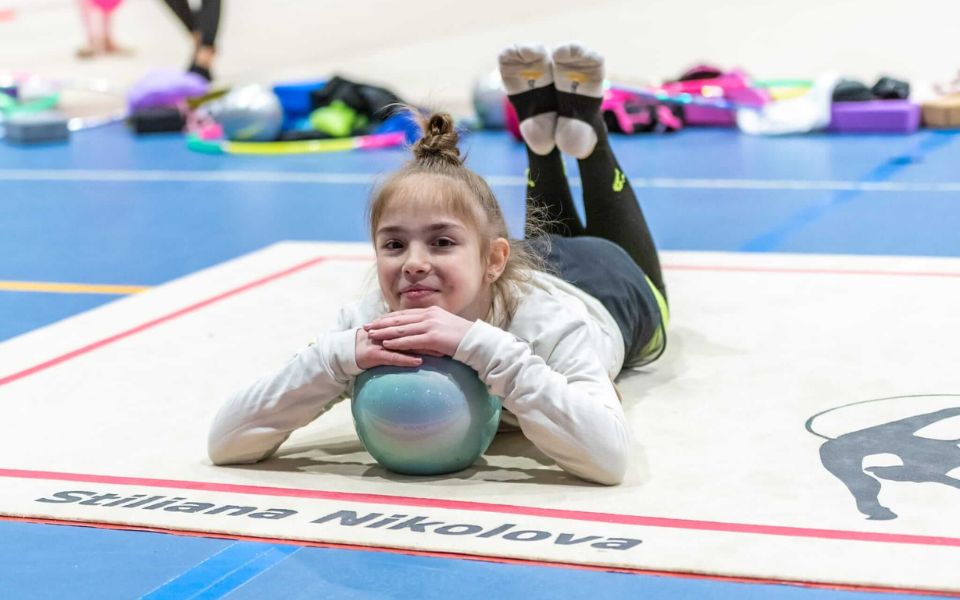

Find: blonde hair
368;111;543;323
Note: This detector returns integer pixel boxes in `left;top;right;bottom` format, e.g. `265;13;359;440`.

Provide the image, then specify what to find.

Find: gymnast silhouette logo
805;394;960;521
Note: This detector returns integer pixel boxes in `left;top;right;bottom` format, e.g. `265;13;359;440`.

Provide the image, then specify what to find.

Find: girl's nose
403;247;431;275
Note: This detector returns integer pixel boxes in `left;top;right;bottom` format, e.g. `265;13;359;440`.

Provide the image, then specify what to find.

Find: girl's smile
400;284;439;300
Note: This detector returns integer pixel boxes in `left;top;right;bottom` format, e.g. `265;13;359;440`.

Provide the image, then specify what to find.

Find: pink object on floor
660;69;769;126
661;70;752;95
197;123;223;141
603;88;651;132
603;88;683;133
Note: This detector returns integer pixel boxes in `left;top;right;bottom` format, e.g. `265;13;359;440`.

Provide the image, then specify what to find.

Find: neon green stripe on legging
637;275;669;359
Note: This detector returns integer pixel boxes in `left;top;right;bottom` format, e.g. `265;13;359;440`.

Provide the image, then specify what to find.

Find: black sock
509;84;557;123
506;84;558;157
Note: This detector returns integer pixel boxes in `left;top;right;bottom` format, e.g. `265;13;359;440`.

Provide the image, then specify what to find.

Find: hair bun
412;113;462;166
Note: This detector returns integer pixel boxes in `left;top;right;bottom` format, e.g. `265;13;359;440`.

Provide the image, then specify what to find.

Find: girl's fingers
377;350;423;367
381;333;434;352
364;310;427;331
366;322;428;341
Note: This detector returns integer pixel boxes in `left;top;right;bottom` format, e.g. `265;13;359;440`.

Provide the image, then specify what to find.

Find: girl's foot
103;39;134;56
76;45;99;59
552;42;605;159
189;44;215;81
498;42;557;155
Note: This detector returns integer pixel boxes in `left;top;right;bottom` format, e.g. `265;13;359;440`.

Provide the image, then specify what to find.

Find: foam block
828;100;920;133
4;110;70;144
129;106;185;134
922;94;960;129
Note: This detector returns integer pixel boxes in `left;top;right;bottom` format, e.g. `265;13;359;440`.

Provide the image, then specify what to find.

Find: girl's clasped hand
356;307;474;370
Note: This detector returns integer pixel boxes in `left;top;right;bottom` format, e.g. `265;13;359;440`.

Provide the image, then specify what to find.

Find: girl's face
374;199;494;321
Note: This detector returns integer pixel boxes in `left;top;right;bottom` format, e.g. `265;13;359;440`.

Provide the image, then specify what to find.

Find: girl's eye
383;240;404;250
434;238;456;247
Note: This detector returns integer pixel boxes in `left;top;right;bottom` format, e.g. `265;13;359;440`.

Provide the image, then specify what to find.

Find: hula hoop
616;85;766;111
187;131;407;155
60;77;128;130
754;79;814;89
805;394;960;441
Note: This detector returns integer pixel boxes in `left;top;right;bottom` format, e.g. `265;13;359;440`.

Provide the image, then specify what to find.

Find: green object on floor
309;100;366;137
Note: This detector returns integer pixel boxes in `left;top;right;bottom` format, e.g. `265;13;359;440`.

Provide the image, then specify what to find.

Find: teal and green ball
352;356;501;476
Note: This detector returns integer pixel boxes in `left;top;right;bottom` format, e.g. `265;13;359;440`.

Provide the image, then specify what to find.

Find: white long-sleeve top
208;270;630;485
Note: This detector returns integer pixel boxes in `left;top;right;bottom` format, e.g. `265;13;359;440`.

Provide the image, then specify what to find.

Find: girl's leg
187;0;220;80
195;0;221;48
101;8;124;54
522;145;584;238
76;0;99;58
161;0;194;32
552;43;666;298
499;44;584;238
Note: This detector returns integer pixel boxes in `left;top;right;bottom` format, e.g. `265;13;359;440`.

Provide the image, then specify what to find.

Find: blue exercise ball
352;356;501;476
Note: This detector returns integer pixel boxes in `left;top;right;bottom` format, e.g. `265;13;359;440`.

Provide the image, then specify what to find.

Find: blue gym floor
2;125;959;599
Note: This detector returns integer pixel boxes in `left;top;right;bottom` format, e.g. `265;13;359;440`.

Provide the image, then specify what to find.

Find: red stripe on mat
3;515;957;598
664;264;960;278
0;256;330;387
2;467;958;549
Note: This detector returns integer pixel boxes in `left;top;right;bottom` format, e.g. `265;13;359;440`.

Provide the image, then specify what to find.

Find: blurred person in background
160;0;221;81
76;0;130;58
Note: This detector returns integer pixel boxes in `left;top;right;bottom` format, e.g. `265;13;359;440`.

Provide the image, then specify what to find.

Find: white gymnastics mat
1;241;959;595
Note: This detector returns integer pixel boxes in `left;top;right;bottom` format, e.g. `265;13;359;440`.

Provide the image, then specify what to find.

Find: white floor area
1;242;959;592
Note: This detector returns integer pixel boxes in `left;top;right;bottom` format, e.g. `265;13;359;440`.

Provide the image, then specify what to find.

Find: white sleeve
207;328;363;465
453;320;630;485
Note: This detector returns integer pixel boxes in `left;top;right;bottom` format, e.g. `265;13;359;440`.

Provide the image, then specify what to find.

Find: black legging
162;0;221;48
522;93;666;299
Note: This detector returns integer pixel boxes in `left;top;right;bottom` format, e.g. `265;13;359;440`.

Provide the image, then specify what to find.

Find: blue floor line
739;131;959;252
193;546;301;600
140;542;297;600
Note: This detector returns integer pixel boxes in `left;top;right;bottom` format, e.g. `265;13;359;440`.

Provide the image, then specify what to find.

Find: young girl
208;42;668;485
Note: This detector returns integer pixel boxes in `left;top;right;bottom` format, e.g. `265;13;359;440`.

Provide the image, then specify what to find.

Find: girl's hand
363;307;474;358
355;327;423;370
